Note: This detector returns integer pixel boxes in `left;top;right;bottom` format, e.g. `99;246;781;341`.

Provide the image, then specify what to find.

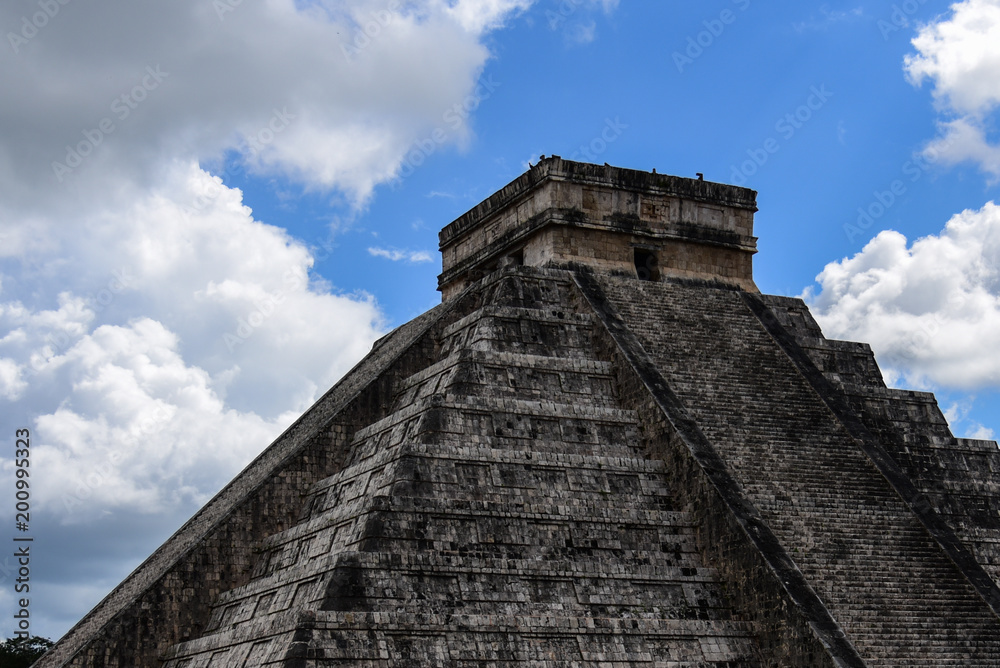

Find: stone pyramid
38;158;1000;667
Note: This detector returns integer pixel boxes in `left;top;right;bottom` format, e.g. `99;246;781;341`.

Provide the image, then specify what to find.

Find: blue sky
2;0;1000;642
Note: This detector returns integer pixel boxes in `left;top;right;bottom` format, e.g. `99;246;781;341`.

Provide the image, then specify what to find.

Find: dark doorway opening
634;248;660;281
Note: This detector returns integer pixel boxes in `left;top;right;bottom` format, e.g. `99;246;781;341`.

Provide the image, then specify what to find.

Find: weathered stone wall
522;226;754;289
36;298;462;668
439;157;758;299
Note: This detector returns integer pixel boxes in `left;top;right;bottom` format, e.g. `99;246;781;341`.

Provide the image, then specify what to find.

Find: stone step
476;268;581;309
164;608;759;666
440;305;594;339
298;442;673;522
204;562;734;636
392;349;619;412
260;493;701;571
350;395;638;446
297;442;674;523
344;394;641;466
440;305;598;359
300;464;675;524
222;550;727;611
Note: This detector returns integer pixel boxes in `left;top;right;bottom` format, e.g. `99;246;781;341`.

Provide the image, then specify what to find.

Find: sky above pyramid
2;0;1000;642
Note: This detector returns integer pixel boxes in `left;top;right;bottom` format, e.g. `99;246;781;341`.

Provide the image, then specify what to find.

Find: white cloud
0;162;388;525
0;0;528;208
368;246;435;263
0;357;25;400
904;0;1000;177
27;317;286;522
804;201;1000;390
921;116;1000;176
444;0;534;33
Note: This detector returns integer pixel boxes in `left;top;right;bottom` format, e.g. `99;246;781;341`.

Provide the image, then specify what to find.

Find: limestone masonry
37;157;1000;666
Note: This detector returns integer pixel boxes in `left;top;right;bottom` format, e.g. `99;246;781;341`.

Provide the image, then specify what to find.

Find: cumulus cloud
804;201;1000;391
0;162;388;520
904;0;1000;177
29;318;282;520
0;0;535;638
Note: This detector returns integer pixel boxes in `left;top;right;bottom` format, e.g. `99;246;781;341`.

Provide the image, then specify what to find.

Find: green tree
0;636;54;667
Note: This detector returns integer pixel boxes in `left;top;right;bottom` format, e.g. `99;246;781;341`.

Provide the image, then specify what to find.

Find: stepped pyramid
38;157;1000;667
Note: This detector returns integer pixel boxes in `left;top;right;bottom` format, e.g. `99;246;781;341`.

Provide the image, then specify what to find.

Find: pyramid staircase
594;275;1000;667
763;293;1000;588
159;269;762;666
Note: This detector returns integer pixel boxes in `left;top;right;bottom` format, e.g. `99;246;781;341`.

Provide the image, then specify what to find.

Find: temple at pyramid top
438;156;759;299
